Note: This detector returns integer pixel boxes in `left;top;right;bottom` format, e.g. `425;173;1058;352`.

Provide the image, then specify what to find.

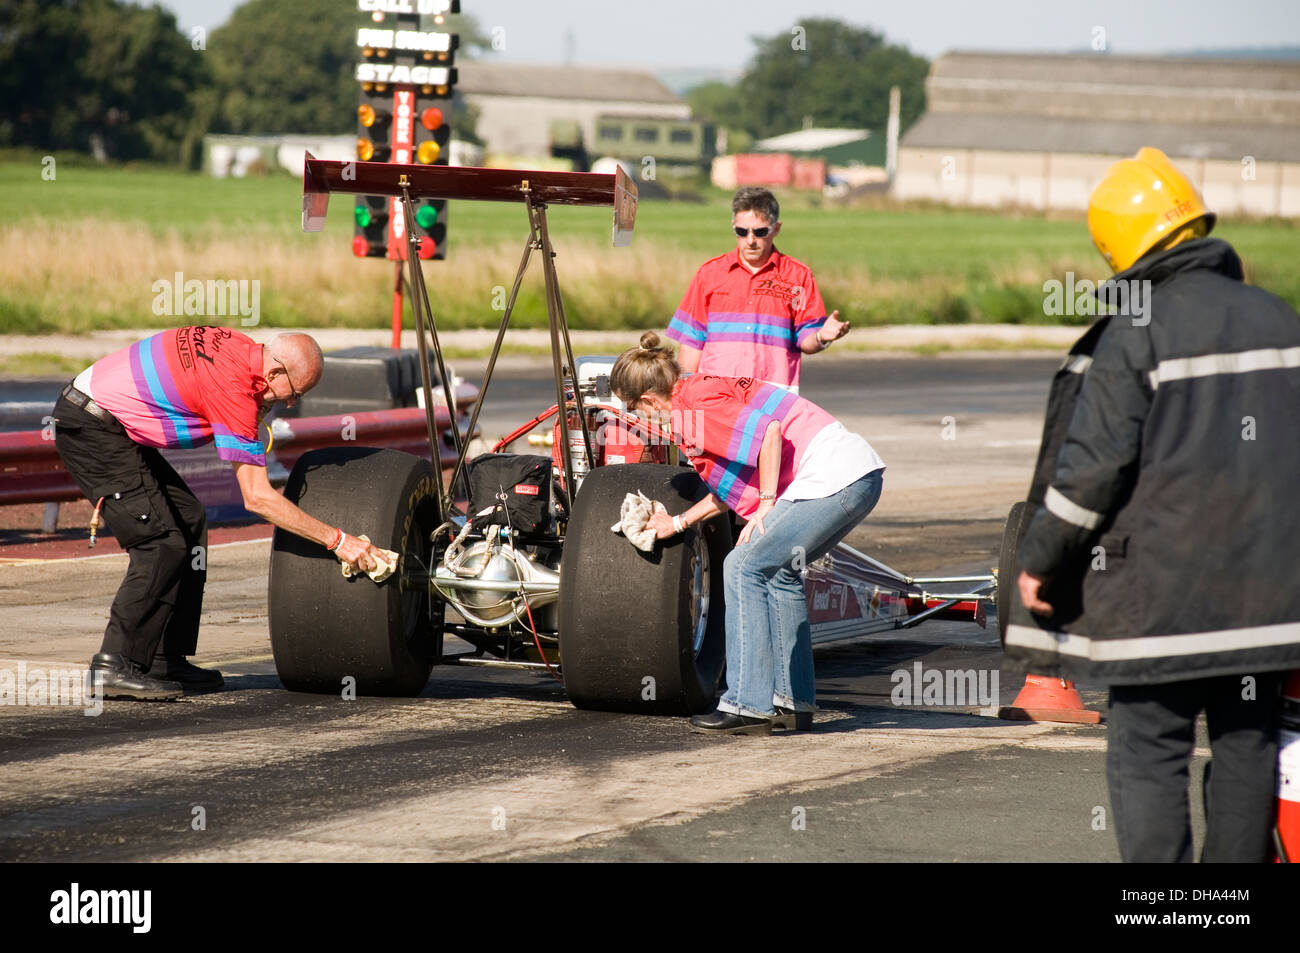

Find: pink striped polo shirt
670;375;835;519
81;327;268;466
665;248;827;389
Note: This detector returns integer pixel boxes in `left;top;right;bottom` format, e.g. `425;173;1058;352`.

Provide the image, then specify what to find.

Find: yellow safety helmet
1087;147;1215;272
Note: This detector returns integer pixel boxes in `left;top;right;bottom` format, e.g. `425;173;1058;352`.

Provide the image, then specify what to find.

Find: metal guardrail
0;403;473;510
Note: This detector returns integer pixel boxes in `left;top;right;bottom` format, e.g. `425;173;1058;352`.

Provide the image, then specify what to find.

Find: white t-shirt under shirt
779;421;885;502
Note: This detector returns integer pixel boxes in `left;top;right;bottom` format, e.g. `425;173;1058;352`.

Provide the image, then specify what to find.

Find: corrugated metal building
457;61;690;160
894;52;1300;216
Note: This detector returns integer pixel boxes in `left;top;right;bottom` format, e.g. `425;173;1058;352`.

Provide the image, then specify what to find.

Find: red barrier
272;406;465;476
0;404;470;508
733;153;794;187
792;157;827;191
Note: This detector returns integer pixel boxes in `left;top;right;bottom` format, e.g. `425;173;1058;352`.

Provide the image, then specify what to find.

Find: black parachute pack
466;453;553;536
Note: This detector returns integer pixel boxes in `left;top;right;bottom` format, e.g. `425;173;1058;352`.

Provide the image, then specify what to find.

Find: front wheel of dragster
269;447;443;696
996;500;1032;640
558;463;731;715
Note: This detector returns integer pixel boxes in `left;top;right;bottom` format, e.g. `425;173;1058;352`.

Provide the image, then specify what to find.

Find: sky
149;0;1300;70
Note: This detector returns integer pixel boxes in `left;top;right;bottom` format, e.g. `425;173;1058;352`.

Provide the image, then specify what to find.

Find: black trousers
1107;672;1284;862
52;395;207;667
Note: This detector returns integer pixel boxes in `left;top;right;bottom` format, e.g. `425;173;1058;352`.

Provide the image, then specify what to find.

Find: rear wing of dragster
299;152;638;520
301;153;639;246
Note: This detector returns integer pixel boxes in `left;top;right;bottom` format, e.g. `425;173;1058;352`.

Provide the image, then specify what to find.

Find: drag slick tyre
558;463;731;715
269;447;441;696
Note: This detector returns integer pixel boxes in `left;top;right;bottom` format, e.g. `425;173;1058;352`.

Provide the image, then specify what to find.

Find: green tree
208;0;357;134
686;81;746;129
736;19;928;138
0;0;209;161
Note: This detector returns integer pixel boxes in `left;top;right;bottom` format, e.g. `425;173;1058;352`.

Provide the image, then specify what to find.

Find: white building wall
894;147;1300;216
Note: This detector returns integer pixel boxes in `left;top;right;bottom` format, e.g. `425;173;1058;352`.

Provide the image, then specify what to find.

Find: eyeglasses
734;226;772;238
274;357;302;403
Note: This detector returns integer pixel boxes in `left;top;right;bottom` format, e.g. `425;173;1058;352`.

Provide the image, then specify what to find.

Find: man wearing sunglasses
665;187;850;392
52;327;386;701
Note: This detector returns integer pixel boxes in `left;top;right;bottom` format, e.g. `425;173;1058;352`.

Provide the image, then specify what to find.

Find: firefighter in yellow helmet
1086;147;1216;271
1006;148;1300;862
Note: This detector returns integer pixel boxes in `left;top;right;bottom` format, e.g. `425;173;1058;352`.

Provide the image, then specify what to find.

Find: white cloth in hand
610;490;667;552
340;534;399;583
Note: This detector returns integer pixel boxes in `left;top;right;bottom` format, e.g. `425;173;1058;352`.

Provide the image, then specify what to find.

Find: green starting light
354;205;372;228
416;204;438;229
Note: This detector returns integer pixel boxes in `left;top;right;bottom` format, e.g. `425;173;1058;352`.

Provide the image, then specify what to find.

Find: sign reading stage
356;63;453;84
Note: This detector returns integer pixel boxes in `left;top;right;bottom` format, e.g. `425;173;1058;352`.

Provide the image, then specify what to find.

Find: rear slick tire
269;447;441;696
558;463;731;715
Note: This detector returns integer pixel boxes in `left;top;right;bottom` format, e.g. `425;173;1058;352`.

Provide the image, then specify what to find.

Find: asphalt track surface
0;355;1218;863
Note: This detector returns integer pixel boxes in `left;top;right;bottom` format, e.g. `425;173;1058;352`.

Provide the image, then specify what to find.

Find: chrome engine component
433;537;561;629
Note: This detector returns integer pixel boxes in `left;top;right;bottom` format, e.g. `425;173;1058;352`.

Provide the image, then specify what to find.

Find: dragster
266;155;997;713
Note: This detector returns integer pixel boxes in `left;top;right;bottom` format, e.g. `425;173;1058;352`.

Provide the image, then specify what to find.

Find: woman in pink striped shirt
610;332;885;734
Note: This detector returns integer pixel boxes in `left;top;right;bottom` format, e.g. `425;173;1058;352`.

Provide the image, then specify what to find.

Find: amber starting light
417;140;441;164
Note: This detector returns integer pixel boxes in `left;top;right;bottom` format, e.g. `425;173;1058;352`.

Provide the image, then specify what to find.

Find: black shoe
688;710;773;736
773;706;814;731
148;656;224;694
90;653;183;701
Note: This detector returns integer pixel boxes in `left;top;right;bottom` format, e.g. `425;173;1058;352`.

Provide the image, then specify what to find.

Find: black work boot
90;653;183;702
148;656;224;694
688;709;774;736
773;706;814;731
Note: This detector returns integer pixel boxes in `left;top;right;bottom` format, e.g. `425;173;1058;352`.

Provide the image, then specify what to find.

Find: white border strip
1061;354;1092;375
1149;346;1300;390
1006;621;1300;661
1043;485;1104;530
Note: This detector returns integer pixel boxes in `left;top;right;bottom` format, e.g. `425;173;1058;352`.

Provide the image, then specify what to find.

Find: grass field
2;155;1297;334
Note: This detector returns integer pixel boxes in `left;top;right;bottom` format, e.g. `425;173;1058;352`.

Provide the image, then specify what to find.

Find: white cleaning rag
610;490;668;552
340;534;400;583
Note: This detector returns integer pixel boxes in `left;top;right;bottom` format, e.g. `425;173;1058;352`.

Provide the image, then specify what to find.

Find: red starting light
416;236;437;259
352;235;371;257
421;107;443;131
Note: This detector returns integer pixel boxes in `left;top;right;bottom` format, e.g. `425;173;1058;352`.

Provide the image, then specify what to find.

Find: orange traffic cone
998;673;1101;724
1275;670;1300;863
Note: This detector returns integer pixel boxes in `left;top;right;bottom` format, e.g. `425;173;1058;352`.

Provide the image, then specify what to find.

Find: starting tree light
409;31;455;260
352;194;389;257
353;0;458;261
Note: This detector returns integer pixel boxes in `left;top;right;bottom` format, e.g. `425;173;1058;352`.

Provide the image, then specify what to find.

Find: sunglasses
733;226;772;238
274;357;302;402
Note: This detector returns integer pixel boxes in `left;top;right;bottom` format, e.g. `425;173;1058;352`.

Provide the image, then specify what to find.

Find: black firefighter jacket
1003;238;1300;685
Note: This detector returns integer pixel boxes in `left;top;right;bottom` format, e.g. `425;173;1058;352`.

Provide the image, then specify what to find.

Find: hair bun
639;331;661;350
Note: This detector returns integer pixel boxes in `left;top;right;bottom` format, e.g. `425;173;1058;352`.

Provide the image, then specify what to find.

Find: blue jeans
716;468;884;717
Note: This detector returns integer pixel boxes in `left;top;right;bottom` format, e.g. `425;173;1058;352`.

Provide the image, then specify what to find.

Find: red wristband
327;529;343;552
